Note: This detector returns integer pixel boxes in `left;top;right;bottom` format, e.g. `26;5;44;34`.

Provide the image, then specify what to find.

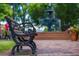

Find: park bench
5;16;37;55
35;32;69;40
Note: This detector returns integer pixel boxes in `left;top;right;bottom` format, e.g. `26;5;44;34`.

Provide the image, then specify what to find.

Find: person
4;23;10;40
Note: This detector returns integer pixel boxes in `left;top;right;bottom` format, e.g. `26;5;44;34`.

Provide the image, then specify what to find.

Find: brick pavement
0;40;79;56
35;40;79;56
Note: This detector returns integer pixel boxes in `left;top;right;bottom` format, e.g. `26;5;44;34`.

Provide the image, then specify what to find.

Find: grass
0;40;15;52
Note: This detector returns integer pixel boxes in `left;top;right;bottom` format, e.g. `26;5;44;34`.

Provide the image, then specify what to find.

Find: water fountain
40;3;61;32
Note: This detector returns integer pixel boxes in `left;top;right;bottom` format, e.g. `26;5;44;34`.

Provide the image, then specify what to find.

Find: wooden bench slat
35;32;69;40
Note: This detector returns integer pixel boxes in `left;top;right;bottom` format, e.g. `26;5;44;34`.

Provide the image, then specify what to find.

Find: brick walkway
35;40;79;56
1;40;79;56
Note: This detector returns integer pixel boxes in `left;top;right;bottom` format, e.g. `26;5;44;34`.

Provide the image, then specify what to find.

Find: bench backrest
5;16;37;43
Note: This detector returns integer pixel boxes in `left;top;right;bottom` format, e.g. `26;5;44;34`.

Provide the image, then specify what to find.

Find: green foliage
0;3;79;29
0;4;13;20
15;4;28;17
44;27;48;32
73;25;79;32
28;3;48;24
54;3;79;26
27;3;79;26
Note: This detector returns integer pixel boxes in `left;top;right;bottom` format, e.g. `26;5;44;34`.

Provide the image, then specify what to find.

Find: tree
11;3;28;32
55;3;79;29
1;3;78;31
0;4;12;20
28;3;48;24
54;4;79;30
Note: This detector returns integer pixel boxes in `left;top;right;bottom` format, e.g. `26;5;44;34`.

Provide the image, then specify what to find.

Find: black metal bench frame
5;16;37;55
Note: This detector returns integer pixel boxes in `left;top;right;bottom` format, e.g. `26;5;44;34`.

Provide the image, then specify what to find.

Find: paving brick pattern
1;40;79;56
35;40;79;56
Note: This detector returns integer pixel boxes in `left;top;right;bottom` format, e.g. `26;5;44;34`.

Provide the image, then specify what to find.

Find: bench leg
30;41;37;51
30;41;37;56
16;45;20;52
20;46;23;50
11;45;18;55
25;43;35;55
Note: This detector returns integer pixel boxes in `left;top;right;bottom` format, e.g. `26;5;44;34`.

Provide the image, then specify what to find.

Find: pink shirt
5;23;9;31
